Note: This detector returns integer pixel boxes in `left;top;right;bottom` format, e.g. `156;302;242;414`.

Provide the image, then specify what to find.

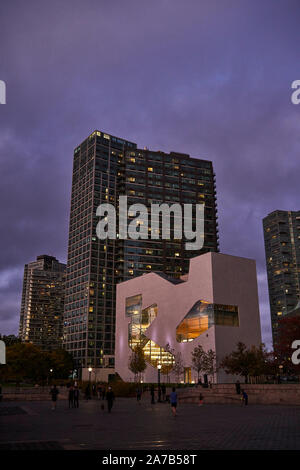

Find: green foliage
108;381;137;397
191;344;207;379
191;345;218;382
0;343;73;383
49;349;74;379
220;342;269;382
128;345;147;382
203;349;218;379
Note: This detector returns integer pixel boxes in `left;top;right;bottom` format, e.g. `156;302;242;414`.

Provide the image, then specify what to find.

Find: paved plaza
1;398;300;450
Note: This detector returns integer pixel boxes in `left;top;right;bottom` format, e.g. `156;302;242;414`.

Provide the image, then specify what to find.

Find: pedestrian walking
199;393;204;406
73;386;79;408
50;385;59;410
161;384;166;401
150;384;155;404
235;380;241;395
68;385;74;408
241;389;248;406
106;386;115;413
158;385;162;402
136;385;142;403
97;384;102;400
84;383;91;400
170;387;177;417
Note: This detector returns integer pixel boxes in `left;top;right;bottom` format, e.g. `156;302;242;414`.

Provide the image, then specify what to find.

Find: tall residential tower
63;130;218;380
263;210;300;343
19;255;66;350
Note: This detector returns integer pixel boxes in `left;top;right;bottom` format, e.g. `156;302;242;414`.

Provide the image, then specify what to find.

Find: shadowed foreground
1;398;300;450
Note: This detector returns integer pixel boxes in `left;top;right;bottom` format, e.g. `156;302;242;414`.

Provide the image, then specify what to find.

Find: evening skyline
1;0;300;347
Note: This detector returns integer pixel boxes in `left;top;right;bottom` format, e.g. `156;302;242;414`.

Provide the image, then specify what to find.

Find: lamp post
278;364;283;384
157;363;162;402
48;369;53;386
88;367;92;383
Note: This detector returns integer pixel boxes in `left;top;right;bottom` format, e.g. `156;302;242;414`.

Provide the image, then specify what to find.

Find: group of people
68;385;80;408
82;383;116;412
147;384;179;417
149;383;167;404
49;383;115;412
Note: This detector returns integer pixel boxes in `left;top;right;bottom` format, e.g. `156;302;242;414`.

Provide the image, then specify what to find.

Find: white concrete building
115;252;262;384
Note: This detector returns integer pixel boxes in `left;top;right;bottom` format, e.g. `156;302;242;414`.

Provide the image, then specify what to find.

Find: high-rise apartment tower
64;130;219;380
19;255;66;350
263;210;300;343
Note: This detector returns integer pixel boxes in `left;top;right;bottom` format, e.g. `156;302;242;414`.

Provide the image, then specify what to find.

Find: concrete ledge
178;383;300;405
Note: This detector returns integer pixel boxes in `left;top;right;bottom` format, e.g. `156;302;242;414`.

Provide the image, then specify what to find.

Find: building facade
19;255;66;350
115;252;262;384
63;130;218;381
263;210;300;344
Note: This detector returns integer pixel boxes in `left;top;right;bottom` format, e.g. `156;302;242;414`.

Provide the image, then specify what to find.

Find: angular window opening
176;300;239;343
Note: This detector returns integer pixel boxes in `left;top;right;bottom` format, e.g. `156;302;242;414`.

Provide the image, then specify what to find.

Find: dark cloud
1;0;299;347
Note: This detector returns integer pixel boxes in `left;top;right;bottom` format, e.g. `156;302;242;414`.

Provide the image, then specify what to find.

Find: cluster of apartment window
263;210;300;342
19;255;66;351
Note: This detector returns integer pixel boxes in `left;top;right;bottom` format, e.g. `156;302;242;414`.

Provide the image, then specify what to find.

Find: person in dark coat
235;380;241;395
106;386;115;413
68;385;74;408
136;385;142;403
73;386;79;408
161;384;166;401
150;384;155;404
241;389;248;406
85;383;91;400
50;385;59;410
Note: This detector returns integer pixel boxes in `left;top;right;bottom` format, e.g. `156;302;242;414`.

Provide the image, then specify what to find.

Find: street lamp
157;363;162;402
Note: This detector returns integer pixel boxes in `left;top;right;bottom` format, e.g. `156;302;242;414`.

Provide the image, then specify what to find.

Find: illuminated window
176;300;239;343
148;167;153;172
126;296;174;369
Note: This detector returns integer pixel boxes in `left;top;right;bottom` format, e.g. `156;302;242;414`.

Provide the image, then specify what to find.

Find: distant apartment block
19;255;66;350
263;210;300;343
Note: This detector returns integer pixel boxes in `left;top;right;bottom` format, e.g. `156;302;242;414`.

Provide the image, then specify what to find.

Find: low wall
178;384;300;405
1;387;68;401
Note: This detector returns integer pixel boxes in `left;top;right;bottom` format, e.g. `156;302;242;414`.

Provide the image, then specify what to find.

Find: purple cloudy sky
1;0;300;347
